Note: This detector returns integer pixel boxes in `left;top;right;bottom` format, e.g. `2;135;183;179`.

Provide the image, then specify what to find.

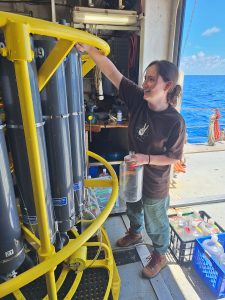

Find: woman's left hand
125;153;149;166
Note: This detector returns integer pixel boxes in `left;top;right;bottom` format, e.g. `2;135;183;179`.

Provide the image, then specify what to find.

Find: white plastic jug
219;253;225;272
202;235;224;263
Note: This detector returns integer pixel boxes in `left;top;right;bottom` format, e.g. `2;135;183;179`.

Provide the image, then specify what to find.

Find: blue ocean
181;75;225;144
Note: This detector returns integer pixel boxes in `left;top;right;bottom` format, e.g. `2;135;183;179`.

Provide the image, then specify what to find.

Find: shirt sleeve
119;76;144;110
166;118;186;160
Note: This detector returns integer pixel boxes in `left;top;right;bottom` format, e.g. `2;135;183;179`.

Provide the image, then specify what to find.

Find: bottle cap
124;155;131;161
208;218;215;225
211;234;218;242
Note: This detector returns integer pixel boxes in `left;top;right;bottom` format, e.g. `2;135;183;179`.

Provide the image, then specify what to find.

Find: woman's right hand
76;42;123;90
76;43;93;53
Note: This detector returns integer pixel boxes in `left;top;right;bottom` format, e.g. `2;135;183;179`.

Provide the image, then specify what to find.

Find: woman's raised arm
76;43;123;90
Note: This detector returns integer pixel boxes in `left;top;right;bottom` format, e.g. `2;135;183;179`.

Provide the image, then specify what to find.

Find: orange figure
174;160;186;173
214;108;221;141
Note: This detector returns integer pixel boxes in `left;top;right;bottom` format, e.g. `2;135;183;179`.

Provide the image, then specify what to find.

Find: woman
76;43;186;278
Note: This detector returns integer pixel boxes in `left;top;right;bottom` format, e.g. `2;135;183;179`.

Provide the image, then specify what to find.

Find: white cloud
197;51;205;58
180;52;225;75
202;26;220;36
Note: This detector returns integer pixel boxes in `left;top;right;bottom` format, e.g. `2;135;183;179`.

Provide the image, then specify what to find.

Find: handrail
0;151;118;298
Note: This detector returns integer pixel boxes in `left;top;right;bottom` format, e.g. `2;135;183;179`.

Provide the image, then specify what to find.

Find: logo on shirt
135;122;150;142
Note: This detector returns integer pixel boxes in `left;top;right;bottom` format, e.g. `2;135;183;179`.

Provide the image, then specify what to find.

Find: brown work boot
142;250;167;278
116;229;143;247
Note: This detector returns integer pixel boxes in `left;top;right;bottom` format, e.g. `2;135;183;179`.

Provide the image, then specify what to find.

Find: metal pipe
51;0;56;23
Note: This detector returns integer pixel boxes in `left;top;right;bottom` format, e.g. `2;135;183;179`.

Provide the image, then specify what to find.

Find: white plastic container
202;235;224;263
119;160;143;203
117;110;122;124
95;169;113;208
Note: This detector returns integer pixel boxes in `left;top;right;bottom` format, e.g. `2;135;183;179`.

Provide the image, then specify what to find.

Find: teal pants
127;195;170;255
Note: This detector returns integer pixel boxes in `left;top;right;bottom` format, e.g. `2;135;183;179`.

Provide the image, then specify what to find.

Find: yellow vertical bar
14;60;57;300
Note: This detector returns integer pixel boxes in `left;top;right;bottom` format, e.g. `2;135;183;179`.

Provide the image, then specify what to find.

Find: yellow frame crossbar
0;11;119;300
0;11;110;76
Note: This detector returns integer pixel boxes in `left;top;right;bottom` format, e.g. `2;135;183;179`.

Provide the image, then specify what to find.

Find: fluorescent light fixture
73;7;138;26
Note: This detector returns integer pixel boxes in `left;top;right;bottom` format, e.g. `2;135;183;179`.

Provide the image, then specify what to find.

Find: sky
180;0;225;75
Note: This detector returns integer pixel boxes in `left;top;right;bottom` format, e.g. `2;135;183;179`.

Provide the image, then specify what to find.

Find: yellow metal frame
0;11;119;300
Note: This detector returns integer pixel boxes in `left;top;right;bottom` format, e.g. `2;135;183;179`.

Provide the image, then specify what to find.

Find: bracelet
148;154;151;165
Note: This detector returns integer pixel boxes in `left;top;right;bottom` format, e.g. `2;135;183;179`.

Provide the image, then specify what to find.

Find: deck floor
170;143;225;206
104;213;223;300
105;144;225;299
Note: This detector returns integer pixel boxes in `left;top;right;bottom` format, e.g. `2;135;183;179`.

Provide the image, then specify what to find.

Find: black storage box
169;210;224;265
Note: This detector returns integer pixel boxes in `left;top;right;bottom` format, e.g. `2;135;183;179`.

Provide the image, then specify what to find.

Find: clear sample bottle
205;218;220;234
119;152;143;203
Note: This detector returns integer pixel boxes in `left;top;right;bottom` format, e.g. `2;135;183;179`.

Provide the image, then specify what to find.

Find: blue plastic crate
192;233;225;298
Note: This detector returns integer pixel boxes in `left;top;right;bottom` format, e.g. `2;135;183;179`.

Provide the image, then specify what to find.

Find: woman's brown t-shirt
119;76;186;198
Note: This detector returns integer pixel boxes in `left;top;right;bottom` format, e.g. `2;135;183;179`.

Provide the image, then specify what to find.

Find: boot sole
116;238;144;247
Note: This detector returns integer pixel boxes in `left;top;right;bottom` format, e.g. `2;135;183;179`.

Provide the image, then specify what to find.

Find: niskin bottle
202;235;224;263
119;152;143;203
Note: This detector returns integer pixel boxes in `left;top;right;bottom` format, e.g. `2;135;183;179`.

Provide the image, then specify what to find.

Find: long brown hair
147;60;182;107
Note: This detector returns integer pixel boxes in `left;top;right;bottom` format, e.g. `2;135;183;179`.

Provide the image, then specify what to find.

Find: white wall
139;0;181;83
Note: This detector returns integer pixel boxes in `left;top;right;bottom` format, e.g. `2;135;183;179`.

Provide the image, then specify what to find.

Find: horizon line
183;74;225;76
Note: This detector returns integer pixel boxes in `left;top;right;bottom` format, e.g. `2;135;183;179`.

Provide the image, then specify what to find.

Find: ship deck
105;142;225;300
